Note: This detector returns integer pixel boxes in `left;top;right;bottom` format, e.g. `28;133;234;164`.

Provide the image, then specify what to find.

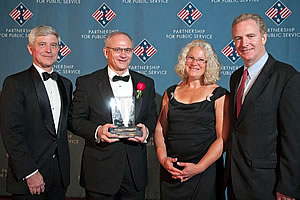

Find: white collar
107;66;130;81
33;63;54;80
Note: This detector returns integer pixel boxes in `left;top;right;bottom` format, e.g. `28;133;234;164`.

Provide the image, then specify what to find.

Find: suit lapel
97;68;114;121
56;75;67;138
130;71;142;120
236;55;275;124
29;66;56;137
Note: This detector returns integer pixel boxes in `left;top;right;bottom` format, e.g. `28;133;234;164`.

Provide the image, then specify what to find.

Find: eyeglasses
106;47;133;54
186;55;207;64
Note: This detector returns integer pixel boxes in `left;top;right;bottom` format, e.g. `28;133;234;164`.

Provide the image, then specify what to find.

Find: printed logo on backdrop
134;39;157;63
54;40;79;75
92;3;116;27
221;40;240;64
177;2;202;27
9;2;33;27
57;40;71;63
265;0;292;26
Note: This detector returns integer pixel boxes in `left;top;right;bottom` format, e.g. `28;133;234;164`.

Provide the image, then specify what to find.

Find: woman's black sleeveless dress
160;85;227;200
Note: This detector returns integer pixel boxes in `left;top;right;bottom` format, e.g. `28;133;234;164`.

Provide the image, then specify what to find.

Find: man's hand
127;123;148;143
26;171;45;195
276;192;295;200
97;124;120;143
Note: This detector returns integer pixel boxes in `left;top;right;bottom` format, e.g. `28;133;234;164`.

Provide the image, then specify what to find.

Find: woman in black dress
155;40;230;200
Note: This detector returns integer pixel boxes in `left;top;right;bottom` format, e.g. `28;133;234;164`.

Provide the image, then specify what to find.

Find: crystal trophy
108;96;142;138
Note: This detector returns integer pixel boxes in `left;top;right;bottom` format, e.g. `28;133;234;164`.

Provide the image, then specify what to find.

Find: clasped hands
97;123;148;143
162;157;202;182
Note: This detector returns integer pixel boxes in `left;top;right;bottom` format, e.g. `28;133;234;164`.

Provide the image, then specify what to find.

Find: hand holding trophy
108;96;142;138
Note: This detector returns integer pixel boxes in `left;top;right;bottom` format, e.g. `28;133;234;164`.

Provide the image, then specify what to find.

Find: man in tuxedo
0;25;72;200
71;32;157;199
226;13;300;200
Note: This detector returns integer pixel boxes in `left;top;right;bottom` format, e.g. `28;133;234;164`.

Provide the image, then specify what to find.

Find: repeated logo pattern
134;39;157;63
265;0;292;26
92;3;116;27
9;2;33;27
177;2;202;27
221;40;240;64
57;40;71;63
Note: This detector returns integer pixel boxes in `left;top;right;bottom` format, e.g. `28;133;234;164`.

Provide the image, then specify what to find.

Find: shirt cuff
143;127;149;144
95;125;102;143
24;169;38;180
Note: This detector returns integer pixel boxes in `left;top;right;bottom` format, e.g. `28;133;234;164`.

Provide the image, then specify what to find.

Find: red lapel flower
136;82;145;99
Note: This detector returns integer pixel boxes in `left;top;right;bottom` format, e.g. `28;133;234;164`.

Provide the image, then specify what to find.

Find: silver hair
104;31;133;47
28;25;60;46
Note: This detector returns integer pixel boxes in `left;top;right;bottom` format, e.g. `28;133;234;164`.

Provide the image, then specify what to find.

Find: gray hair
232;13;267;35
28;25;60;46
175;40;221;85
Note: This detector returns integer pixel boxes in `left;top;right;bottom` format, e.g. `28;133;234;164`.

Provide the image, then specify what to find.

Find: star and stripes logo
92;3;116;27
221;40;240;64
57;40;71;63
177;2;202;27
265;1;292;26
9;2;33;27
134;39;157;63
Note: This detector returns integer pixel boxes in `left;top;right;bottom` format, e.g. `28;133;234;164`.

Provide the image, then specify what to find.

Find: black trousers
86;156;145;200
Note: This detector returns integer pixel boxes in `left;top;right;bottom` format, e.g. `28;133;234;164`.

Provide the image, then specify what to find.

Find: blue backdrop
1;0;299;198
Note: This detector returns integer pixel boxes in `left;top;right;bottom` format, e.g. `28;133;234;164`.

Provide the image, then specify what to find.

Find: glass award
108;96;142;138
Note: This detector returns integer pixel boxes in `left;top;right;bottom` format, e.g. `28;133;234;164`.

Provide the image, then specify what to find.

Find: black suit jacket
71;66;157;194
0;66;72;194
227;54;300;199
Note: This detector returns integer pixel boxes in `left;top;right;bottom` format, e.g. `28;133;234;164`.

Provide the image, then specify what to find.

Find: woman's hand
162;157;183;177
172;162;203;182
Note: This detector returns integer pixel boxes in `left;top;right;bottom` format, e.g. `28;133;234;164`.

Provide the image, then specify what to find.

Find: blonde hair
175;40;221;85
232;13;267;35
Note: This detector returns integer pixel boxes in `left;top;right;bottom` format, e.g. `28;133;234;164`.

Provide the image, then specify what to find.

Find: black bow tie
42;72;58;81
112;75;130;82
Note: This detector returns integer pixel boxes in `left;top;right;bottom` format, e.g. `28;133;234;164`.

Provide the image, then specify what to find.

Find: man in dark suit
71;31;157;200
226;13;300;200
0;25;72;200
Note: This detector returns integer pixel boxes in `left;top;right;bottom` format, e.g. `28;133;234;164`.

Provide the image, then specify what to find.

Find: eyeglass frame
106;47;133;54
186;55;207;64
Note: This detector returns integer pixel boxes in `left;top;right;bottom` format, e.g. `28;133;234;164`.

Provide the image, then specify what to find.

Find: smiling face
185;46;207;81
103;33;133;75
27;34;59;72
232;19;267;67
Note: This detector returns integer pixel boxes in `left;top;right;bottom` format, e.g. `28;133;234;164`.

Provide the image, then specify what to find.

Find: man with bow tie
0;25;73;200
71;31;157;199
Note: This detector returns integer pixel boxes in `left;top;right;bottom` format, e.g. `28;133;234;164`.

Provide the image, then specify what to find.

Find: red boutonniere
136;82;145;99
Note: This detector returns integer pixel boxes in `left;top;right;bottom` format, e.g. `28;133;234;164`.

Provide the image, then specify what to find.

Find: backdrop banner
1;0;299;199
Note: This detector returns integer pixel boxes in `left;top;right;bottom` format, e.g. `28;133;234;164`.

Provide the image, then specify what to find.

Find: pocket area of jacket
251;158;277;169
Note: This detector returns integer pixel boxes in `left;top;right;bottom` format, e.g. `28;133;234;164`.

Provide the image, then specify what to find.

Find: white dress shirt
33;64;61;133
